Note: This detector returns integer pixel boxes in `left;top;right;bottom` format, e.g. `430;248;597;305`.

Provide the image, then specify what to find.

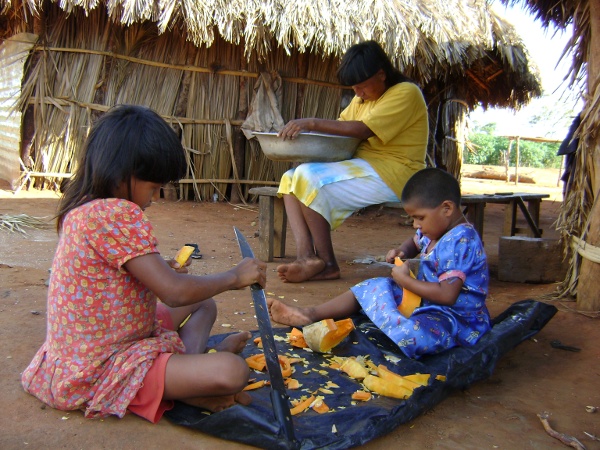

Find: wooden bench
249;186;549;261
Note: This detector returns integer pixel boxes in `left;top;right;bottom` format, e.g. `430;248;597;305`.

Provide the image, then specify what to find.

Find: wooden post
295;51;309;119
576;0;600;311
505;139;513;182
514;136;520;185
230;56;249;204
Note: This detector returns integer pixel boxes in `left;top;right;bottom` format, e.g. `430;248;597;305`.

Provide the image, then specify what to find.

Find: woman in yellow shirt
277;41;428;283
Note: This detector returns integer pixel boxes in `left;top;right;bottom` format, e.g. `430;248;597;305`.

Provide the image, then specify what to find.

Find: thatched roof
500;0;586;88
1;0;541;110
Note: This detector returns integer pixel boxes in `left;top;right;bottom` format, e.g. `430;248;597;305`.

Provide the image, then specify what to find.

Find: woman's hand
278;119;313;140
230;257;267;289
385;248;404;264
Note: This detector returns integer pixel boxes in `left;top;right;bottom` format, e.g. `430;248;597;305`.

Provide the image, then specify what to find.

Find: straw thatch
1;0;542;199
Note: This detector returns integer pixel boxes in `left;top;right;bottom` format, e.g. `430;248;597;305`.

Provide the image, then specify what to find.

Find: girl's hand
168;258;191;274
231;257;267;289
385;249;404;264
391;262;411;286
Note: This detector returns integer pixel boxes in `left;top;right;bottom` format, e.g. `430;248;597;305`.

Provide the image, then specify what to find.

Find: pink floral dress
21;199;185;418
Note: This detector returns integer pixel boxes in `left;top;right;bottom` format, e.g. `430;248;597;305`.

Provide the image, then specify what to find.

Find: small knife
233;227;298;448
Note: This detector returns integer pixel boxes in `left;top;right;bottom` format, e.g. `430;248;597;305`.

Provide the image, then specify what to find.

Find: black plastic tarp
165;300;557;449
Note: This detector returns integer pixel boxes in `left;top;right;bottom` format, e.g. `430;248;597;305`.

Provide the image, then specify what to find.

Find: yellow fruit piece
363;375;413;399
351;390;372;401
244;354;294;378
285;378;301;390
311;397;330;414
376;364;421;390
290;395;315;416
287;327;308;348
403;373;431;386
175;245;195;266
302;318;355;353
394;257;421;318
339;357;369;380
243;380;268;391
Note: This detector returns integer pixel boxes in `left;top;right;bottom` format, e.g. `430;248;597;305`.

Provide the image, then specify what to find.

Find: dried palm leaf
0;214;52;234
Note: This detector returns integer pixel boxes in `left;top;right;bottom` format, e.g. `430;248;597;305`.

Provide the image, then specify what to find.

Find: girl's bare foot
213;331;252;354
183;391;252;412
266;297;313;327
276;257;326;283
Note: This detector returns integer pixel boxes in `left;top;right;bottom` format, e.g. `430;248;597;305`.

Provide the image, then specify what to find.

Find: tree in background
465;121;561;169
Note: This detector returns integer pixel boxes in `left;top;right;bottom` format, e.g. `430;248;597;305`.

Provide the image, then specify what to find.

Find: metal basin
254;132;361;162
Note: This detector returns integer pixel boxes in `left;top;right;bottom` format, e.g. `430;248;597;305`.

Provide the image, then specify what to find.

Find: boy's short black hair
401;168;461;208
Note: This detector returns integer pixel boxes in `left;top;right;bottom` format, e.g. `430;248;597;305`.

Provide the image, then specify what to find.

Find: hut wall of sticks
1;0;542;202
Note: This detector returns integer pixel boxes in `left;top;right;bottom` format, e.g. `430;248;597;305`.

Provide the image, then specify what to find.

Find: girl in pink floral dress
22;105;267;422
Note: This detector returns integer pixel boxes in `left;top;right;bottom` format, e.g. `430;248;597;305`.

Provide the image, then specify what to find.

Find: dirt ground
1;166;599;449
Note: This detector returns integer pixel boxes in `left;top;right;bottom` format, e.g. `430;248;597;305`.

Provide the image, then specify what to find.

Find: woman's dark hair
337;40;412;88
56;104;186;230
401;168;461;208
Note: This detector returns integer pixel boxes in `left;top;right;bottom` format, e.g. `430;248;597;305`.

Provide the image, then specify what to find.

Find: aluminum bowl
254;131;361;162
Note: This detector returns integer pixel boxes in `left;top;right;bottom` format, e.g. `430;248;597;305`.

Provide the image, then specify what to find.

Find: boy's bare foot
276;257;326;283
184;391;252;412
213;331;252;354
266;297;313;327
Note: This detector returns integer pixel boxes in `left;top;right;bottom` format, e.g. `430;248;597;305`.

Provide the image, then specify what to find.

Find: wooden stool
248;187;287;262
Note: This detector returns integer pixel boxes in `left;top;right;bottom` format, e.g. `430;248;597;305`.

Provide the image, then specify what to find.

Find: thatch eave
500;0;577;29
0;0;542;110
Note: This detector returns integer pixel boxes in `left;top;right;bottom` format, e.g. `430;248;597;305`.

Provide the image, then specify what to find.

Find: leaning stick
537;412;586;450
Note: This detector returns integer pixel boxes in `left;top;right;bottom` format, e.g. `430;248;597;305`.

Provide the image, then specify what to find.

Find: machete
233;227;298;448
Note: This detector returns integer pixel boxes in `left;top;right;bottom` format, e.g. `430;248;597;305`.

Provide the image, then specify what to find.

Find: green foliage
465;132;562;169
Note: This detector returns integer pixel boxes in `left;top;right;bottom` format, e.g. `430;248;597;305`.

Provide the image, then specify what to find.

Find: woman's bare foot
266;297;314;327
308;264;340;281
183;391;252;412
276;257;326;283
213;331;252;353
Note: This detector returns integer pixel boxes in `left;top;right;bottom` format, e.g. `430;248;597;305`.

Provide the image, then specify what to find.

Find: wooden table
249;187;550;261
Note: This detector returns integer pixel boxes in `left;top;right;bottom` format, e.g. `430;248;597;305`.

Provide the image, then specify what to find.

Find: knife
233;227;298;448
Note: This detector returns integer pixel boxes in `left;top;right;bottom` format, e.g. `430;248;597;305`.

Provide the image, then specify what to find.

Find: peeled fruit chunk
290;395;315;416
339;357;369;380
403;373;431;386
175;245;196;266
302;318;355;353
288;327;308;348
394;257;421;318
363;375;413;400
376;364;421;390
351;390;372;401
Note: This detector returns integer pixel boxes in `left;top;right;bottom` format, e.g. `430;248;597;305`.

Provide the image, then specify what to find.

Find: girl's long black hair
337;40;413;88
56;105;186;231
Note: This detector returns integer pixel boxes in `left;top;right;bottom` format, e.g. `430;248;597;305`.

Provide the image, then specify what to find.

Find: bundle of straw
0;214;52;234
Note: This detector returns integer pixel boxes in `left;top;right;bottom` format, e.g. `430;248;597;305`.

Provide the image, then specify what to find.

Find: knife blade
233;227;298;447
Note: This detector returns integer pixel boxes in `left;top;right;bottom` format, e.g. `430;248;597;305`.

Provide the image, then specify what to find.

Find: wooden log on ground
462;166;535;184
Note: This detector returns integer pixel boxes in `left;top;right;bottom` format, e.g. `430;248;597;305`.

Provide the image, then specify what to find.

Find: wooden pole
230;56;249;204
505;139;513;182
295;52;309;119
515;136;520;185
576;0;600;311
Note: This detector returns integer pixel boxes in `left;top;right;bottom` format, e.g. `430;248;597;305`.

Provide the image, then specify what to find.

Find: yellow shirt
339;82;428;198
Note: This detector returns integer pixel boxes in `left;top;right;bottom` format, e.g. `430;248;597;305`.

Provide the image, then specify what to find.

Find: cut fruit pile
243;325;446;416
